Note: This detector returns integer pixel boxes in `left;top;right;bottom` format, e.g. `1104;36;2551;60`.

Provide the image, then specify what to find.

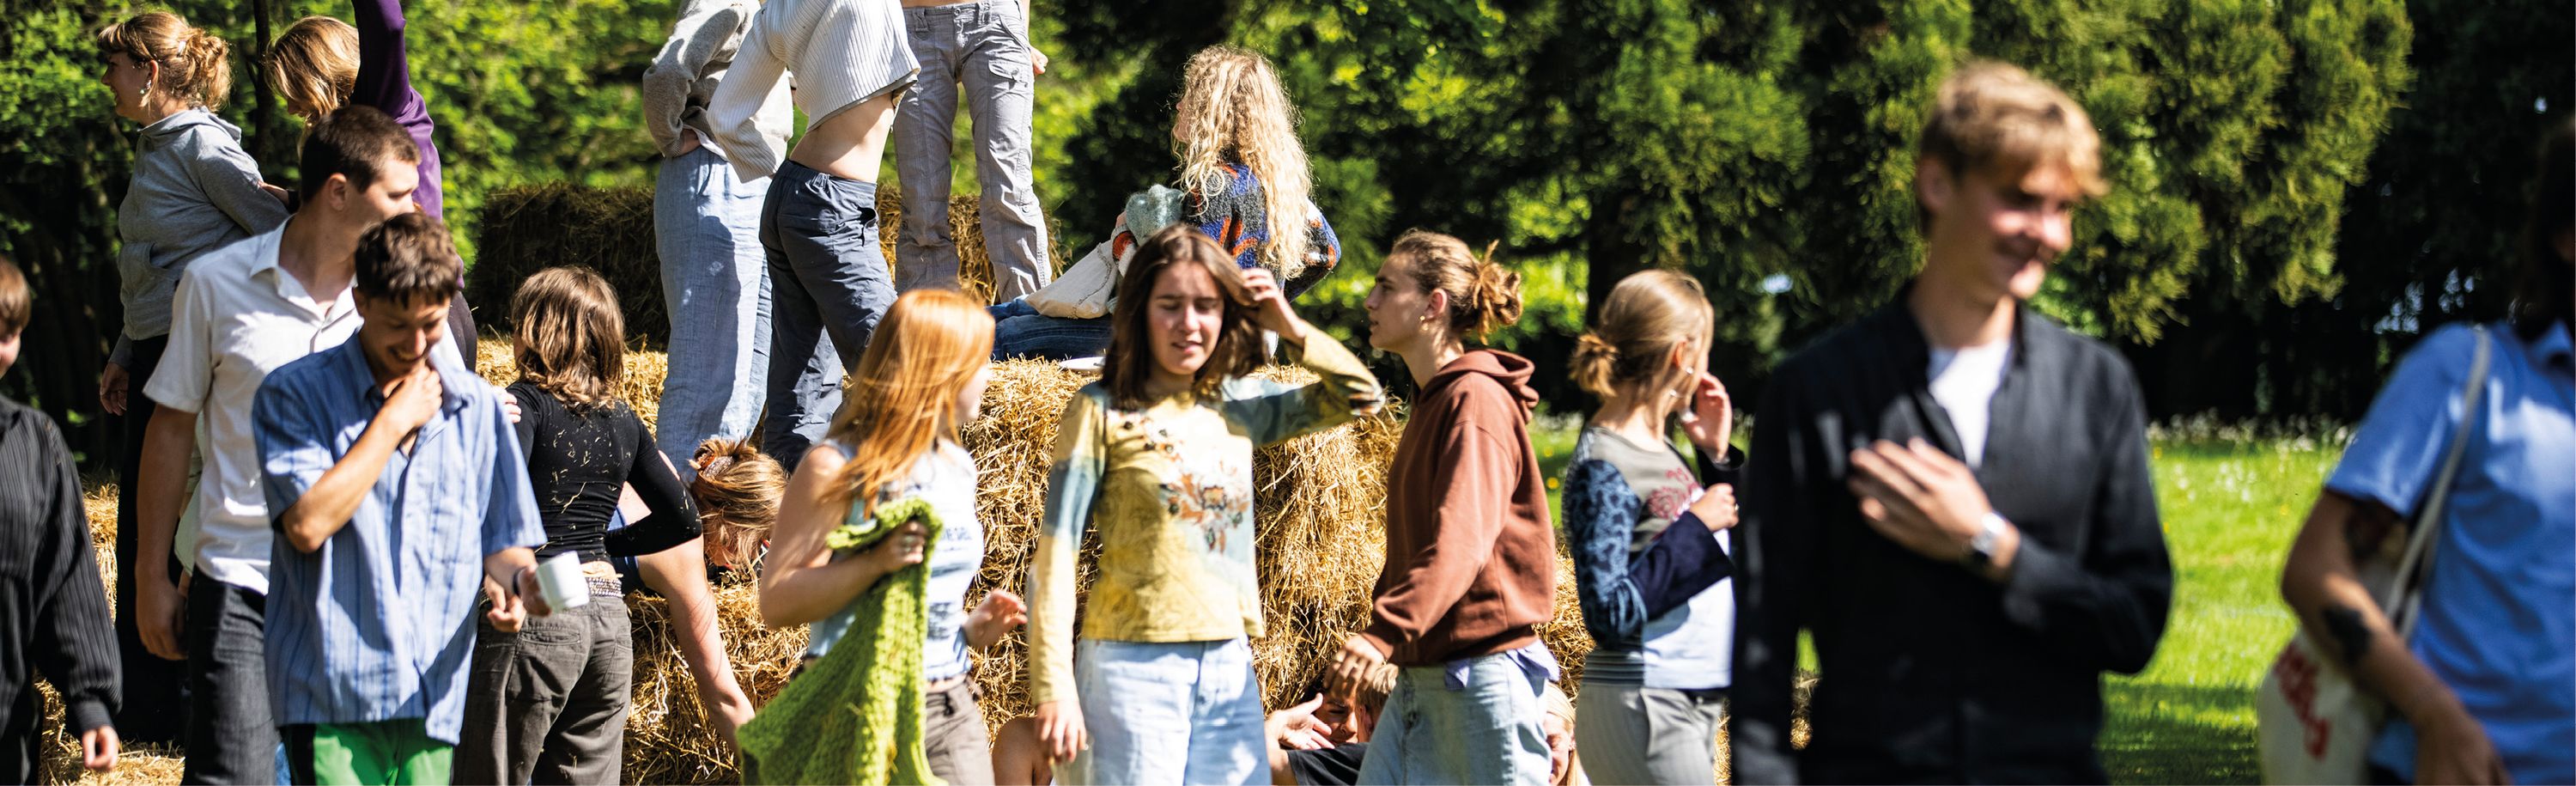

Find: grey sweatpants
893;0;1049;300
1572;680;1726;785
457;588;634;785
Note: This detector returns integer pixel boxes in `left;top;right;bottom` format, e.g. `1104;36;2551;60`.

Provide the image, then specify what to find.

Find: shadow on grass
2102;679;2263;785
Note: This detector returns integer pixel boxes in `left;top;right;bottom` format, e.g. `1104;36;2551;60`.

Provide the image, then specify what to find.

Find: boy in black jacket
0;254;121;779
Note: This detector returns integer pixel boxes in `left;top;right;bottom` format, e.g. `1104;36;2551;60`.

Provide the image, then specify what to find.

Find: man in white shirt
130;107;463;783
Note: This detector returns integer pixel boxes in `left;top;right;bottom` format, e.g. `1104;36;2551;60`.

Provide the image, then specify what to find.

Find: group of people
0;1;2564;785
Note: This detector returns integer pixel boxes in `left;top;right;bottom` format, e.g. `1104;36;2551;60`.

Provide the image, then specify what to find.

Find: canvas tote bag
2256;326;2491;785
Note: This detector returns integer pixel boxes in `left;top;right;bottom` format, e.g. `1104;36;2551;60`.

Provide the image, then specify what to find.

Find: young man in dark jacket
1729;62;2175;784
0;256;122;780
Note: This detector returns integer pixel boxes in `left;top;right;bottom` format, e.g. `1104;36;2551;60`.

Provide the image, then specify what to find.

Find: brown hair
352;211;461;305
821;289;995;515
1391;229;1522;342
1571;270;1714;400
1917;61;2107;229
95;11;234;108
2516;115;2575;341
689;437;784;573
264;15;360;123
299;105;421;203
1103;225;1262;407
0;255;27;338
509;266;626;414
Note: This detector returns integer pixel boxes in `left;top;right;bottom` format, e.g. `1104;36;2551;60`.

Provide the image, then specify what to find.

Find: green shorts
283;719;453;785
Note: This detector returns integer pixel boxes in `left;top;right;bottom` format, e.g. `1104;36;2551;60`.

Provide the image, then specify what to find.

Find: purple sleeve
351;0;444;218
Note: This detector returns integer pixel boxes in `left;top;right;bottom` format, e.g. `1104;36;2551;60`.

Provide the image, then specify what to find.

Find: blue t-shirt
2328;321;2574;785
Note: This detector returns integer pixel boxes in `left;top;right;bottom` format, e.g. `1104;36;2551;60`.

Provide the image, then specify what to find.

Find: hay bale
466;181;1066;345
474;338;667;433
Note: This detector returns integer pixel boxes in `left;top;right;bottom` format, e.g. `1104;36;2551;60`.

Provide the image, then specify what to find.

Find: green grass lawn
1526;416;2341;783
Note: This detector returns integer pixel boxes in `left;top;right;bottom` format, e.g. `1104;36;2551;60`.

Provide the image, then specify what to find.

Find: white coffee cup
533;552;591;611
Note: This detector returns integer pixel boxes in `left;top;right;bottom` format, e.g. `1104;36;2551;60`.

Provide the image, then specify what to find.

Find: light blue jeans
653;146;771;478
894;0;1049;299
1063;637;1268;785
1358;654;1553;785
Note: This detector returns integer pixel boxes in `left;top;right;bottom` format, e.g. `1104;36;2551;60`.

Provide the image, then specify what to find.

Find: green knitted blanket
738;497;945;785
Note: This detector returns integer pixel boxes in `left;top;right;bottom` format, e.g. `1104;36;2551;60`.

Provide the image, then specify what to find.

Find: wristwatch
1960;512;2010;570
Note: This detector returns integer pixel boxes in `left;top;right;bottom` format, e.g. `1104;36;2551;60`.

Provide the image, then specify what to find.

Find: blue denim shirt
2330;321;2574;785
253;335;545;745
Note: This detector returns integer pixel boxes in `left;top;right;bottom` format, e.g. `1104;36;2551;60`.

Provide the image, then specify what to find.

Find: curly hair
1173;46;1312;276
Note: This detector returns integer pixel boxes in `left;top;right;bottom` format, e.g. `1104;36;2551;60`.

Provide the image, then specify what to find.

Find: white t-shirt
142;222;465;594
1927;338;2012;468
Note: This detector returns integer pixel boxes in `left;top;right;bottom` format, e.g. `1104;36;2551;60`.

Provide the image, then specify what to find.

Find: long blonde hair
1173;46;1311;275
823;289;995;516
509;266;626;414
94;11;234;109
1571;270;1713;401
264;15;359;124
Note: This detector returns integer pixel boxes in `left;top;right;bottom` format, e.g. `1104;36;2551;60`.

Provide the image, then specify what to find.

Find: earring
137;84;149;99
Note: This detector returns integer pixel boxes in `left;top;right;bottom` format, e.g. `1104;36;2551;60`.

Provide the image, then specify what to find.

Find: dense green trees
2;0;2562;465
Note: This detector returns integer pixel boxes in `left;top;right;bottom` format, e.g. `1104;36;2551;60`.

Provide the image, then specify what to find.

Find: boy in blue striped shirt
252;213;550;785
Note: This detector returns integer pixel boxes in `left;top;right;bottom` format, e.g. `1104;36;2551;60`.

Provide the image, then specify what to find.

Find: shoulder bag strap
2383;326;2494;638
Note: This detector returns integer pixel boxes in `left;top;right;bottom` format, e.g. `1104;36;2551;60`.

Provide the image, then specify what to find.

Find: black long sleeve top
0;396;118;781
507;382;700;564
1728;292;2174;784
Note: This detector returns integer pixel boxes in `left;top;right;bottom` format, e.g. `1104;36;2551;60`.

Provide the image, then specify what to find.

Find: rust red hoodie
1361;350;1558;666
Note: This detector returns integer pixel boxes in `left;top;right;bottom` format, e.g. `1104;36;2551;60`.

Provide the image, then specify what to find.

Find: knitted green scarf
738;497;945;785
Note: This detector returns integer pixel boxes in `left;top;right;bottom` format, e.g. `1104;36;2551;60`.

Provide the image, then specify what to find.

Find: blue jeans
895;0;1049;300
759;161;896;471
1064;638;1267;785
988;298;1113;360
654;146;771;478
1358;655;1553;785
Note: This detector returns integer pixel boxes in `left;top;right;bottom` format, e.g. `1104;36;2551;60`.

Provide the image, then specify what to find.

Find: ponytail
1390;229;1523;343
182;28;231;108
1577;269;1714;402
95;12;234;108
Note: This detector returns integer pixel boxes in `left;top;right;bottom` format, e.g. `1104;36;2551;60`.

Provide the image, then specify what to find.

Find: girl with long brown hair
457;266;702;783
1024;225;1382;783
748;289;1023;783
990;45;1343;360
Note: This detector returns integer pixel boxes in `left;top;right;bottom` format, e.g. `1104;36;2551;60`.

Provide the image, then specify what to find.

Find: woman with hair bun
1562;269;1740;784
1328;229;1558;783
94;9;289;745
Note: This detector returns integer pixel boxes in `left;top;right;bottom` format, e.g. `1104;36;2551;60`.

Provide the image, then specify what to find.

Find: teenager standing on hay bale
252;212;551;786
742;289;1024;783
453;266;706;784
1728;62;2173;784
93;9;290;746
703;0;916;472
265;0;478;348
1559;269;1745;784
0;256;124;780
892;0;1052;299
131;107;460;784
1325;230;1555;784
991;46;1342;360
643;0;790;482
1024;226;1382;784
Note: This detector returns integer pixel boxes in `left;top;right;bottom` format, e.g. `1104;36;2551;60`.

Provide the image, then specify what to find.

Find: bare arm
638;538;754;746
757;444;921;627
2281;491;2504;783
276;369;440;553
134;405;198;660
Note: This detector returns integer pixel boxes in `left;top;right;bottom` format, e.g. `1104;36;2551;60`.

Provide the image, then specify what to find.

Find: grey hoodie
114;107;288;365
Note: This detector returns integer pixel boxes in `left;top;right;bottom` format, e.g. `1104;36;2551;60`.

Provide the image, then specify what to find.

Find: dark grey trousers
181;580;275;785
758;161;896;472
456;589;633;785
